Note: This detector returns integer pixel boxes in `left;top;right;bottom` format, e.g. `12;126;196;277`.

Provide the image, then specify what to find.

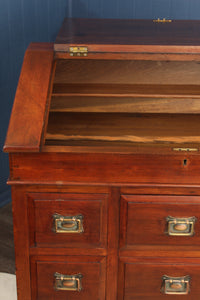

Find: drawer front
119;258;200;300
28;193;108;248
10;153;200;185
31;256;106;300
120;195;200;248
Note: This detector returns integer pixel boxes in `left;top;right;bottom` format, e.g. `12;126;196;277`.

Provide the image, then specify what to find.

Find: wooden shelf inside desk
52;83;200;97
45;112;200;146
45;57;200;149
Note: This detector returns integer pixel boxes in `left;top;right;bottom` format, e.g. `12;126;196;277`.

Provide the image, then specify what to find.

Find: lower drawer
31;256;106;300
118;257;200;299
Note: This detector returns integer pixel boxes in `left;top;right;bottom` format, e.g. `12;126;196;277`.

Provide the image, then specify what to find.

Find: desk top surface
55;18;200;52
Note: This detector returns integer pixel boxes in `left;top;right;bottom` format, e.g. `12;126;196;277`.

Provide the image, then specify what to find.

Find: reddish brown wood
4;43;54;153
52;83;200;96
11;186;32;300
9;153;200;185
55;51;200;61
120;185;200;195
31;256;106;300
106;188;120;300
5;18;200;300
117;257;125;300
7;183;109;193
53;60;200;86
55;19;200;53
45;113;200;144
27;192;108;248
40;59;57;147
120;195;200;248
29;247;107;256
119;245;200;258
50;95;200;114
119;257;200;300
42;143;200;154
7;182;200;195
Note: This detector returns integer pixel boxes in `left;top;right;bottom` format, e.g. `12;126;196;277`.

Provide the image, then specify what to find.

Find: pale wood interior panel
46;59;200;147
50;95;200;113
54;60;200;85
50;60;200;114
52;83;200;96
45;112;200;144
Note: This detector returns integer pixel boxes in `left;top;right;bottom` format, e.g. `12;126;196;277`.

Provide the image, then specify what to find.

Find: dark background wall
0;0;68;206
72;0;200;19
1;0;200;206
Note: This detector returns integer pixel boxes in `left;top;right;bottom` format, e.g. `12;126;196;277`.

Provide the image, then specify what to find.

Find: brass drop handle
53;214;84;233
161;275;190;295
54;272;83;291
166;216;197;236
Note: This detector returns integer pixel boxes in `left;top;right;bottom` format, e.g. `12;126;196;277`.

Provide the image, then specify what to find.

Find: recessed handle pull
166;216;197;236
53;214;84;233
161;275;190;295
54;272;83;291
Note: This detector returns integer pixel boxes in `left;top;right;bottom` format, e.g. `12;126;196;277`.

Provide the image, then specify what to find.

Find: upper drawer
120;195;200;248
10;153;200;185
28;193;108;248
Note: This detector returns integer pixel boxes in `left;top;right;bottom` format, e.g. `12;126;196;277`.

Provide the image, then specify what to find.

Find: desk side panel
4;43;54;153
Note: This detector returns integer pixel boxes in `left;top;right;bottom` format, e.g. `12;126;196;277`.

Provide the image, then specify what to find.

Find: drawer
120;195;200;248
11;153;200;185
31;256;106;300
28;193;108;248
118;257;200;299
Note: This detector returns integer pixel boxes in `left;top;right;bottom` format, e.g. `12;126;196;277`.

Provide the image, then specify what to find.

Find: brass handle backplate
53;214;84;233
166;216;197;236
161;275;190;295
54;272;83;291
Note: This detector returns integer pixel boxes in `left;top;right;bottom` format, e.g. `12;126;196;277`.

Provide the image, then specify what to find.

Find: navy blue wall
72;0;200;20
1;0;200;206
0;0;67;206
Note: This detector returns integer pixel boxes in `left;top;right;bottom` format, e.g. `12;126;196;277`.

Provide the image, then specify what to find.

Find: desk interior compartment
45;59;200;149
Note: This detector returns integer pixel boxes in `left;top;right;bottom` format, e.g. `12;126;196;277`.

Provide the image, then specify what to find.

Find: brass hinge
69;46;88;57
153;18;172;23
172;148;198;152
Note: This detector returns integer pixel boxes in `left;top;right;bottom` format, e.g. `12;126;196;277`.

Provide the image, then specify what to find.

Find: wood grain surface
46;113;200;144
9;152;200;185
4;43;54;153
6;18;200;300
50;95;200;114
28;192;108;248
55;19;200;53
52;83;200;96
54;60;200;85
32;256;106;300
119;257;200;300
120;195;200;248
